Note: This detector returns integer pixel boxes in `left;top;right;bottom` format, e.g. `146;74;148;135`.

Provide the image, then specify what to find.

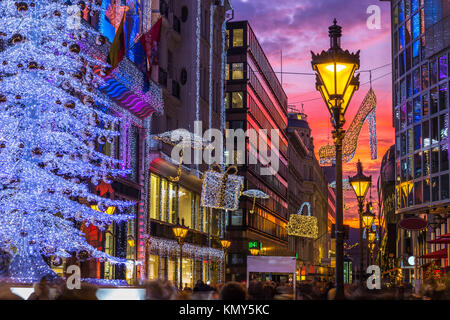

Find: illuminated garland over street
319;89;377;164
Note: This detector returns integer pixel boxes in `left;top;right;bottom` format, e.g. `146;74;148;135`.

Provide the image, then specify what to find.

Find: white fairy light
0;0;135;282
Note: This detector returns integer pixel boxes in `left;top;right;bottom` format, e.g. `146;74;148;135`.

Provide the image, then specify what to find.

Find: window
441;144;449;171
231;92;244;108
431;117;439;145
224;92;230;109
439;54;448;80
231;210;243;226
431;147;439;173
432;176;439;201
422;93;429;116
439;83;448;111
225;63;230;80
413;96;421;122
150;174;160;220
423;178;430;202
423;149;430;176
232;28;244;47
178;187;192;228
423;120;430;147
414;152;422;177
440;113;448;141
414;124;421;150
415;180;422;204
430;59;438;86
231;63;244;80
430;87;438;114
441;174;449;200
421;64;428;90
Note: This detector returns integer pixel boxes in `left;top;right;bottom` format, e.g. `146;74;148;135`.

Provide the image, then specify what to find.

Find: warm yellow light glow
325;64;347;72
368;230;376;243
362;212;375;229
350;180;370;201
220;240;231;250
91;205;116;215
172;226;189;239
127;239;135;247
315;62;356;97
318;81;357;115
249;248;260;256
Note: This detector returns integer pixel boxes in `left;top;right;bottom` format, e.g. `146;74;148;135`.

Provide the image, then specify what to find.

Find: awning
419;249;448;259
398;217;428;231
440;233;450;238
428;237;450;244
100;75;157;119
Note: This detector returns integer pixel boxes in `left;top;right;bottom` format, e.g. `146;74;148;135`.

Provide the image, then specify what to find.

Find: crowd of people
0;276;449;300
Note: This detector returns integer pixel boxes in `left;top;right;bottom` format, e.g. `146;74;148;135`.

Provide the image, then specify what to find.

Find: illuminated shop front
146;171;225;287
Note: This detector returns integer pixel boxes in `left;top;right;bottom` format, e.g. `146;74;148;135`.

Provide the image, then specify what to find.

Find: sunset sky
232;0;395;228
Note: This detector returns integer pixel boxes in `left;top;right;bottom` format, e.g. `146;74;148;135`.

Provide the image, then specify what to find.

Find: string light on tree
0;0;134;282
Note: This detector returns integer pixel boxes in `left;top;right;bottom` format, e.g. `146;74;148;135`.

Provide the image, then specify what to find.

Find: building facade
386;0;450;288
49;0;165;285
146;0;232;288
224;21;291;282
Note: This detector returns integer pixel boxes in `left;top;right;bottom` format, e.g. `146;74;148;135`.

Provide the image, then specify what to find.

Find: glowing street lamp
367;230;376;243
220;239;231;283
362;204;376;230
172;218;189;290
311;19;360;300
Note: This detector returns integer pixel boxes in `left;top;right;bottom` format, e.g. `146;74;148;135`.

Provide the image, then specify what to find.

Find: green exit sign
248;241;262;250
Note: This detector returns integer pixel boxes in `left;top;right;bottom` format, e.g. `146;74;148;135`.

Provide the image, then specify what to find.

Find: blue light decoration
99;0;118;43
0;0;136;282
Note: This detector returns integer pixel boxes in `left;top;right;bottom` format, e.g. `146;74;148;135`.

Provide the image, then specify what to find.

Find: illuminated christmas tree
0;0;133;282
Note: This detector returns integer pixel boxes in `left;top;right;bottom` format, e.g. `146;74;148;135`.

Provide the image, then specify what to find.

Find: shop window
231;63;244;80
178;187;193;228
168;257;176;284
161;179;168;222
232;28;244;47
231;92;244;108
148;255;159;280
181;258;193;288
168;182;177;224
150;175;160;220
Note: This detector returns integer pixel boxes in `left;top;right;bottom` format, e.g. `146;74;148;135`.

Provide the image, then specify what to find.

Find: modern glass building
392;0;450;214
387;0;450;288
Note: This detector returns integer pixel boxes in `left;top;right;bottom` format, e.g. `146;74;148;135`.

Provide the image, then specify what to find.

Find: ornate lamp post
249;247;260;256
349;160;371;284
362;203;376;267
172;218;189;290
220;239;231;283
312;19;360;299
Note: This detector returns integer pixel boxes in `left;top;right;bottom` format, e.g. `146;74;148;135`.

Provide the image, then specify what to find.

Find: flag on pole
137;18;162;79
107;11;127;70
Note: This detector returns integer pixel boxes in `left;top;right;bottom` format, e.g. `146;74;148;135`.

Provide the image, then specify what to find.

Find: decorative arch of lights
319;88;377;164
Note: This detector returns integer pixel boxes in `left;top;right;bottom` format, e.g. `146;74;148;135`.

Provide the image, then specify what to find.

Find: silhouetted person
219;282;247;300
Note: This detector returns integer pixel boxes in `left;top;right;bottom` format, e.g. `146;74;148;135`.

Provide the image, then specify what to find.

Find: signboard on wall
247;256;296;273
